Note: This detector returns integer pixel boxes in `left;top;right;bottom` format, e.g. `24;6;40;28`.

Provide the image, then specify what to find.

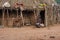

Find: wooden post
16;9;18;18
53;6;57;24
45;6;48;27
7;8;9;27
2;8;5;27
34;9;36;24
36;9;40;23
53;6;55;24
7;8;9;18
50;6;53;25
20;10;24;26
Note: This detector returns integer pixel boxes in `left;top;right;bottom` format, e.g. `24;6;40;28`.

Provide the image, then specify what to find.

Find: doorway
0;9;3;27
39;10;45;24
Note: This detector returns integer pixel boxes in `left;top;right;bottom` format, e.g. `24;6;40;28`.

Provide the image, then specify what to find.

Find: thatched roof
0;0;40;9
0;0;39;7
0;0;57;9
39;0;57;5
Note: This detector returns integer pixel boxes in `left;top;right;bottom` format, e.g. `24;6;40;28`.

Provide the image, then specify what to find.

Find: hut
0;0;58;27
0;0;40;27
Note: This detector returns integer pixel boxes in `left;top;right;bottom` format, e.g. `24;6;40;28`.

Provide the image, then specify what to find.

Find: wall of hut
46;6;53;26
45;5;60;27
55;5;60;24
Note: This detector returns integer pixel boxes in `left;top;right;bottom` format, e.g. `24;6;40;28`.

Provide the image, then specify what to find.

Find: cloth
2;2;10;7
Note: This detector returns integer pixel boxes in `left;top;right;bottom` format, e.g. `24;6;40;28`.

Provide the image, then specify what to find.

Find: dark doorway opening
22;9;34;25
0;9;3;27
39;10;45;24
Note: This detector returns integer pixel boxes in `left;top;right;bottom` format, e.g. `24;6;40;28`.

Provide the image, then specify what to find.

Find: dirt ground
0;24;60;40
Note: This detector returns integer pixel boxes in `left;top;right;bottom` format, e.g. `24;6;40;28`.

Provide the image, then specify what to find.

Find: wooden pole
45;6;48;27
7;8;9;27
7;8;9;19
2;8;5;27
34;9;36;23
16;9;18;18
20;10;24;26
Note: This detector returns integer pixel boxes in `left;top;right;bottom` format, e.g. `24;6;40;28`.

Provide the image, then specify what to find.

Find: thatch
0;0;40;9
0;0;57;6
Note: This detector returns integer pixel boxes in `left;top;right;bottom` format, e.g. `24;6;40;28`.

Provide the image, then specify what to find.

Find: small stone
50;36;55;38
40;39;44;40
44;35;47;37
